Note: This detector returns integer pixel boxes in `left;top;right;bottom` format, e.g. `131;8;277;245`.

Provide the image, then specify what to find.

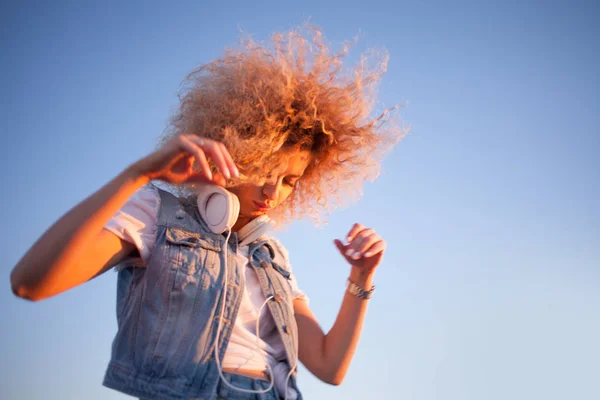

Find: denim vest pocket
165;227;222;291
143;227;224;380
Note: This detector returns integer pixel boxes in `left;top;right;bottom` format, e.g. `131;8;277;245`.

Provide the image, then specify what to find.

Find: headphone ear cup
196;184;272;243
196;185;240;234
225;190;240;229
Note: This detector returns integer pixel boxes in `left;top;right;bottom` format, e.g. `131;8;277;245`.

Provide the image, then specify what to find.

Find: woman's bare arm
10;135;239;301
10;167;148;301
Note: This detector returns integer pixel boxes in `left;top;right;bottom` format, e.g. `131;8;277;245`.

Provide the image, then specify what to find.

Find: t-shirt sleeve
288;267;309;303
104;185;160;266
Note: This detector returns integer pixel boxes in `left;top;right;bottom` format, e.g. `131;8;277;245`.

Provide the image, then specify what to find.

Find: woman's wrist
346;278;376;300
125;160;154;185
348;267;375;290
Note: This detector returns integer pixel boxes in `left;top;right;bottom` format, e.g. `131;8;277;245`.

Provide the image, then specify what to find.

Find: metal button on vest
273;294;282;303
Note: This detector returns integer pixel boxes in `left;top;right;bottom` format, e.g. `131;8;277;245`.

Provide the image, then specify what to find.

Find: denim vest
103;188;301;399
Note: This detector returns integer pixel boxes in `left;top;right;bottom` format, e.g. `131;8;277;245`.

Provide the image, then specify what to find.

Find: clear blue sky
2;1;599;399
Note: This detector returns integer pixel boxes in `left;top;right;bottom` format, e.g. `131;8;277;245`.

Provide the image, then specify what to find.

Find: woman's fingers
186;135;228;179
218;142;239;178
178;135;212;180
345;223;365;243
333;239;347;254
186;135;239;180
363;240;386;258
186;172;227;186
346;230;378;259
340;224;387;260
134;134;239;185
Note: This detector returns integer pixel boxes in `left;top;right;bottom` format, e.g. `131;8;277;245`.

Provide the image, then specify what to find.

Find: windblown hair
163;26;406;224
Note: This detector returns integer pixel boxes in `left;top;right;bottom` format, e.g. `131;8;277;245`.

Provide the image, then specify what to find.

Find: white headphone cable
213;228;298;399
213;228;276;395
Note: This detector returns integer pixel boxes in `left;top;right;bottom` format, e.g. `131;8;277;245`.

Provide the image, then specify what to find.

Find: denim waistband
214;372;280;400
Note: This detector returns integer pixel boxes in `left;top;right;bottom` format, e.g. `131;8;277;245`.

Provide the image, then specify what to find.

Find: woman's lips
253;201;271;212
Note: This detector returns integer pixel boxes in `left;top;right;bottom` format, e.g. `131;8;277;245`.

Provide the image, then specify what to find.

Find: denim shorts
212;372;280;400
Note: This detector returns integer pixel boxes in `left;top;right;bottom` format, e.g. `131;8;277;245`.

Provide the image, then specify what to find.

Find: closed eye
284;178;298;187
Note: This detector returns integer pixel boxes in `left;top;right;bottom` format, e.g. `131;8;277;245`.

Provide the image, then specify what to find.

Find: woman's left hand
334;223;386;273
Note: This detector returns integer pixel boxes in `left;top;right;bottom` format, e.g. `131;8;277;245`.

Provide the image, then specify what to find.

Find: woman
10;28;402;399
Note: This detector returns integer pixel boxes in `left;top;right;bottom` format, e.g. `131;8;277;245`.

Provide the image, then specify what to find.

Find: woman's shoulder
108;183;162;222
128;183;162;204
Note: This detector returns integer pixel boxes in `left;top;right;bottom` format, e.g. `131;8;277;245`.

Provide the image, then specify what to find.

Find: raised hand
132;134;239;186
334;223;386;272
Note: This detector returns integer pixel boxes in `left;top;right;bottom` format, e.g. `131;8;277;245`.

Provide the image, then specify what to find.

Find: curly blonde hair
163;26;406;224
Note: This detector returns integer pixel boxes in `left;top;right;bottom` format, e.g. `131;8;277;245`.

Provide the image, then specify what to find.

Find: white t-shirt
104;186;308;374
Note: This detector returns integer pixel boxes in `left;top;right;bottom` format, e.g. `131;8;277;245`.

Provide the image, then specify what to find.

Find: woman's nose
263;181;280;203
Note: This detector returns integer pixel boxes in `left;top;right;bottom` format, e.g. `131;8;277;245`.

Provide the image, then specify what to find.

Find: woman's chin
248;210;267;218
238;211;264;222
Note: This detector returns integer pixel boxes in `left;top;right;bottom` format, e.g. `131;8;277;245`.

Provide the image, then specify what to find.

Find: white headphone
196;184;274;246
